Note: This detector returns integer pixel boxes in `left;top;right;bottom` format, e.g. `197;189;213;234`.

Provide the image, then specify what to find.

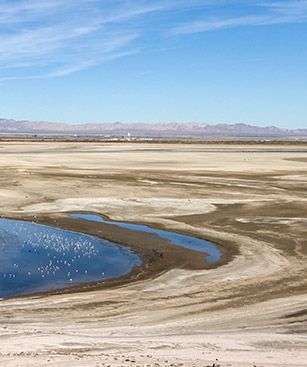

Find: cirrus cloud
0;0;306;80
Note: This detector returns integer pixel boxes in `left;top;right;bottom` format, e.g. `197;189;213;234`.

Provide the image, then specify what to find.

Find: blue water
0;218;140;298
70;214;221;263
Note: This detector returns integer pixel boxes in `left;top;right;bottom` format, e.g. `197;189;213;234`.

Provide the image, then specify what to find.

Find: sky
0;0;306;129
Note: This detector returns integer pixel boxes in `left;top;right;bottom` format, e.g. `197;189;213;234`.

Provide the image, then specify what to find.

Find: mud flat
0;142;307;366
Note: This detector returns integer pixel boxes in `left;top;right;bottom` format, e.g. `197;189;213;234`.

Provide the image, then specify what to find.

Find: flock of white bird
1;220;107;283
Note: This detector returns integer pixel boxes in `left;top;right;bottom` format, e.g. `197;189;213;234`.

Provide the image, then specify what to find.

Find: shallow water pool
70;213;222;263
0;218;140;298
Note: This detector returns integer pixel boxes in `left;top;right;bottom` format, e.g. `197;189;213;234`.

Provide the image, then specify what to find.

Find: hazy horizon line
1;116;305;130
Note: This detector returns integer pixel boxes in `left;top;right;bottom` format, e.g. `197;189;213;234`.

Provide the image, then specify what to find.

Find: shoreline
0;211;236;300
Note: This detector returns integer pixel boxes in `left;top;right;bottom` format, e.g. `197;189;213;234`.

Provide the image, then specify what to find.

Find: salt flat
0;142;307;367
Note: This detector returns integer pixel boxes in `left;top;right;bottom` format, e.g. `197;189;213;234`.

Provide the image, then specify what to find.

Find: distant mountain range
0;118;306;138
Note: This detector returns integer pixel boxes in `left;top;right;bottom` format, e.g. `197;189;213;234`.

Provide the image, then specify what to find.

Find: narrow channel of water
0;218;140;298
70;214;221;263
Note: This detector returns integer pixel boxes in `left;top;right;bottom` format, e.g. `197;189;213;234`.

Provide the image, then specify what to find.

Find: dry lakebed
0;142;307;367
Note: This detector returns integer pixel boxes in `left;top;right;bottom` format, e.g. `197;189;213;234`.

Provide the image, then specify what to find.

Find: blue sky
0;0;306;128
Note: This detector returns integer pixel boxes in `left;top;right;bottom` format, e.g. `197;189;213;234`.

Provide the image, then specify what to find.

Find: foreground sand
0;142;307;367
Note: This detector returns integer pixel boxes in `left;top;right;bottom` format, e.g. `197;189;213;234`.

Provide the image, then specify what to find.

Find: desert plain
0;142;307;367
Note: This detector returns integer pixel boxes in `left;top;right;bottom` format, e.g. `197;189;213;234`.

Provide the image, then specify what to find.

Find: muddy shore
2;211;234;298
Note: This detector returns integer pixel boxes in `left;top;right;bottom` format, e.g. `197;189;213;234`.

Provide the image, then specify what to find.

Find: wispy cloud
0;0;168;79
261;0;307;14
171;1;307;35
1;1;307;80
49;49;139;78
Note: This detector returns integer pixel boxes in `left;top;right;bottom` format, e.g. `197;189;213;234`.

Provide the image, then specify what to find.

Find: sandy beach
0;142;307;366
